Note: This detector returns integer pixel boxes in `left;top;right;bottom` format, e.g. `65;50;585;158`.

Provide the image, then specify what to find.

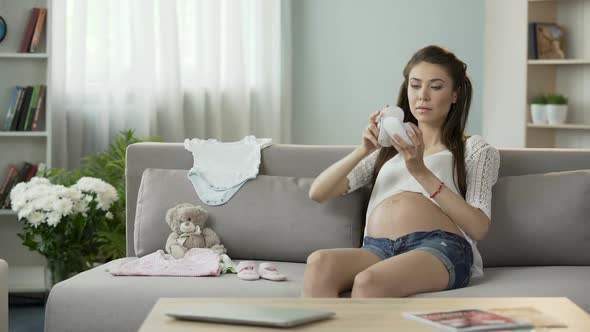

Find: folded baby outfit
184;135;272;206
108;248;222;277
108;249;239;276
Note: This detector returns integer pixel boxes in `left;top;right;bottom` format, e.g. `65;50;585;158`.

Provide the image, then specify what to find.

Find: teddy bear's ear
165;205;183;228
195;205;208;221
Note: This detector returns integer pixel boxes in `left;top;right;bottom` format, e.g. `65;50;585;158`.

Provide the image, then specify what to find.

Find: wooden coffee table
138;297;590;331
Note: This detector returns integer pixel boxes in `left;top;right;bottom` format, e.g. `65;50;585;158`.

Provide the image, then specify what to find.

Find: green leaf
531;95;547;104
546;94;568;105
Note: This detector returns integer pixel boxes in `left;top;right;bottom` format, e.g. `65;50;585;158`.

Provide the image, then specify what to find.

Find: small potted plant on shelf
545;93;568;125
530;95;548;124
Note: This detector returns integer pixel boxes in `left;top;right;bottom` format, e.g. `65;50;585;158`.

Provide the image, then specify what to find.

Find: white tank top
366;150;458;225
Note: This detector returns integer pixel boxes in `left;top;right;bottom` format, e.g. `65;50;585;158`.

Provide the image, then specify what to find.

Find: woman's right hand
358;105;388;155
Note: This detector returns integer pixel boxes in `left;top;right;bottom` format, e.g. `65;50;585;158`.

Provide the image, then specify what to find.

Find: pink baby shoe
237;261;259;281
258;262;287;281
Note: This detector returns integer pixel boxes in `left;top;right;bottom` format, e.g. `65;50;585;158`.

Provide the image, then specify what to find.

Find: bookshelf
483;0;590;148
0;0;52;293
0;53;48;59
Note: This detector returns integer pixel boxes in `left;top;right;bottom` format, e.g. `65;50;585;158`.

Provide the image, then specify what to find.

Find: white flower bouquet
10;176;118;284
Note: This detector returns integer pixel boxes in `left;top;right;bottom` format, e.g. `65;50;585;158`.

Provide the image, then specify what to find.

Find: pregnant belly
366;191;464;240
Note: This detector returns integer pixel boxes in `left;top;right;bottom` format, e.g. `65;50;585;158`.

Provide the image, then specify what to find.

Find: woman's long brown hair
372;45;472;197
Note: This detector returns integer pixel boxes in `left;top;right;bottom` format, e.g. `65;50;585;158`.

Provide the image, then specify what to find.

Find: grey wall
292;0;484;145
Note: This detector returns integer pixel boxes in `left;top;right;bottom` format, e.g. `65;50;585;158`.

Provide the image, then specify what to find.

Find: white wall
291;0;485;145
482;0;527;148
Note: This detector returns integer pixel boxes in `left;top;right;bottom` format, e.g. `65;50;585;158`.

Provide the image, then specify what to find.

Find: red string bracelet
429;182;444;199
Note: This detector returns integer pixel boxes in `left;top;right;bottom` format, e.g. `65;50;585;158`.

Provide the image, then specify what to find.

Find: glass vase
46;258;80;287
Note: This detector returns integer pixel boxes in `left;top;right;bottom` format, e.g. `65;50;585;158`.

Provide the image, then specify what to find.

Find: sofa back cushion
126;144;590;257
134;168;366;262
480;169;590;267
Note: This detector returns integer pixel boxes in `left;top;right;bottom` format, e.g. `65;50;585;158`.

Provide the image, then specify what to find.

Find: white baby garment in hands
184;135;272;205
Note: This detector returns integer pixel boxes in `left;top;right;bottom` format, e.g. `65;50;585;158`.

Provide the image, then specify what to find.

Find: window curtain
50;0;292;168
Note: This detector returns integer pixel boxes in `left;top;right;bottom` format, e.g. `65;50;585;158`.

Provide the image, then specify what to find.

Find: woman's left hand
390;122;428;177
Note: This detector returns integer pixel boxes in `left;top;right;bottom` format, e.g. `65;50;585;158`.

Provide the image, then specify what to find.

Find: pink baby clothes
109;248;221;277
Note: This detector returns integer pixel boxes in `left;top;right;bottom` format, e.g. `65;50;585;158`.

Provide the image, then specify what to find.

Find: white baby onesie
184;135;273;205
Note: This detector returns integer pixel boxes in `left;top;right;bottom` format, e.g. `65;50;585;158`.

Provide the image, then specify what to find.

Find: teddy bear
165;203;227;258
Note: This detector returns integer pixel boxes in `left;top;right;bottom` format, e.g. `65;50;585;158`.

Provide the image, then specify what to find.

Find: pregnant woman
303;45;500;298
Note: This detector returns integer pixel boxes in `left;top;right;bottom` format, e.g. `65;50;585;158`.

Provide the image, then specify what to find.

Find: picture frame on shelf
535;23;566;60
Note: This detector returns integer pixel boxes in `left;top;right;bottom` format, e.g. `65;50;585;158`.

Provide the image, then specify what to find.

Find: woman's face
407;62;457;127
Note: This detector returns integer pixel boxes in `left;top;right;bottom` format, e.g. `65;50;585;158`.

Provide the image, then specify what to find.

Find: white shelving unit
0;209;16;216
0;131;48;137
528;59;590;65
527;123;590;130
0;0;52;293
483;0;590;149
0;53;48;59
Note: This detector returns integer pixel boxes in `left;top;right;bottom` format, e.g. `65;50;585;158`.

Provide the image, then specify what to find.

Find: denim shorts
361;229;473;290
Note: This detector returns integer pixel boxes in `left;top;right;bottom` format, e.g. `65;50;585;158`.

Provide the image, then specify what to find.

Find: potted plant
8;130;159;286
545;94;568;125
530;95;548;124
10;177;118;285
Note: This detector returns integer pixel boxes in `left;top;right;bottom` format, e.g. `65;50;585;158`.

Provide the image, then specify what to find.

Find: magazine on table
402;308;534;331
489;307;567;328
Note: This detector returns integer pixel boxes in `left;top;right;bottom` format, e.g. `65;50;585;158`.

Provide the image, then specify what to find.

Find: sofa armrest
0;259;7;332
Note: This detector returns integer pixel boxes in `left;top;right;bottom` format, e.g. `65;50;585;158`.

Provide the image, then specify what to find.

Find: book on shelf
9;86;27;131
23;85;41;131
19;7;46;53
2;86;22;131
0;162;40;209
15;86;33;131
2;85;46;132
31;85;46;131
20;8;39;53
30;8;47;53
528;23;538;59
5;87;24;131
25;164;39;182
402;308;534;331
15;162;33;185
0;165;18;209
0;167;22;209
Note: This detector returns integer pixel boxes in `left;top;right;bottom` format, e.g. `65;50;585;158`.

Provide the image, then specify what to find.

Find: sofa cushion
134;169;365;261
480;169;590;267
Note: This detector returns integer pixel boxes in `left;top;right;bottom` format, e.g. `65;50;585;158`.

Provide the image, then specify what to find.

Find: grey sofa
45;143;590;332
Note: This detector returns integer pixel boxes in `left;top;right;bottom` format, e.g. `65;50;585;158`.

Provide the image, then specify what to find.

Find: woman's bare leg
302;248;381;298
351;249;449;298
